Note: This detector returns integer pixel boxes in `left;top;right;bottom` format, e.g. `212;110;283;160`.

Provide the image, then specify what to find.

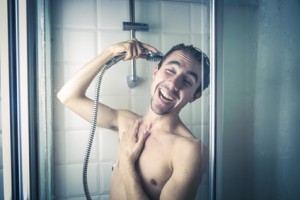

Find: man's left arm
160;141;208;200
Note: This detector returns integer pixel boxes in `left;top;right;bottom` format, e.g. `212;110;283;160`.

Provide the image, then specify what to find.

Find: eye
184;79;192;86
165;68;175;74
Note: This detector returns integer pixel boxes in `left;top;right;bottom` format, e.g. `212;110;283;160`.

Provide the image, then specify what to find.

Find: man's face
150;50;202;115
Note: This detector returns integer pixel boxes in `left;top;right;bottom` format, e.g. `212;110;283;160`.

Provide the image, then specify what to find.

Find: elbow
57;90;67;105
57;89;73;106
57;88;85;108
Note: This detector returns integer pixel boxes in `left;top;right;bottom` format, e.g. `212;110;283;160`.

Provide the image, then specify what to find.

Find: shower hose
83;49;163;199
83;54;124;200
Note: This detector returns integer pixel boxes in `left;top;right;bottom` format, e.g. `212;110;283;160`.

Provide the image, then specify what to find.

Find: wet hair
157;44;210;94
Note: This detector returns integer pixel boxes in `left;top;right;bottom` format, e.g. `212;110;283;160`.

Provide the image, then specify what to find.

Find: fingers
119;119;150;163
131;130;149;158
141;43;159;54
137;130;150;146
126;119;150;143
123;39;142;60
121;119;139;142
123;39;159;60
127;119;142;141
131;120;150;155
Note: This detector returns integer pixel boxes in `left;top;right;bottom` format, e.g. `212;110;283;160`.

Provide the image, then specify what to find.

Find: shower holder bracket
123;22;149;32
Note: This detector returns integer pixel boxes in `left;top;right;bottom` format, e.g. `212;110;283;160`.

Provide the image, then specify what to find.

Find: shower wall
52;0;210;199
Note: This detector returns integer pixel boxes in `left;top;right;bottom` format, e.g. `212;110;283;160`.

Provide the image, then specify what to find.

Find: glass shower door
216;0;300;200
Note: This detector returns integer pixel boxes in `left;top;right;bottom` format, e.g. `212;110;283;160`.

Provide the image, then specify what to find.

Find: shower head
142;49;164;62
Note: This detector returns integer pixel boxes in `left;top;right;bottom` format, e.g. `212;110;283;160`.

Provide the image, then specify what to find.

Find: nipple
150;178;157;186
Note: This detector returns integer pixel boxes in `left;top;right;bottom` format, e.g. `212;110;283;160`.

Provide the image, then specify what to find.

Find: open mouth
159;88;176;103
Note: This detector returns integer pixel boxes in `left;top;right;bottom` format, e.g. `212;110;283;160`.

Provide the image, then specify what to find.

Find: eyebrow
166;60;199;83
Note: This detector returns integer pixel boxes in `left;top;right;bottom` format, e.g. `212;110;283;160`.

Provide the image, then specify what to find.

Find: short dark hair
157;44;210;93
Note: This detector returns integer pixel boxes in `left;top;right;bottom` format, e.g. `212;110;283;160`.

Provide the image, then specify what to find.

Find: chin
150;102;172;116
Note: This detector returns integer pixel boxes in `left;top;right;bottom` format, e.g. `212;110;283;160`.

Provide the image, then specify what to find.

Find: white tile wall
66;163;100;197
63;30;97;62
98;128;118;162
191;3;210;34
192;93;210;125
61;0;97;29
135;1;161;31
52;0;210;199
99;162;113;195
161;2;191;33
97;0;129;30
65;130;99;163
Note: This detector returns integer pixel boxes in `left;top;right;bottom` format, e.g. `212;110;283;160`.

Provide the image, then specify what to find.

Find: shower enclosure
1;0;300;200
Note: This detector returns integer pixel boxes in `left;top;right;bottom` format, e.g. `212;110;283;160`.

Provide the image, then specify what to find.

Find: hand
119;119;150;166
108;39;159;61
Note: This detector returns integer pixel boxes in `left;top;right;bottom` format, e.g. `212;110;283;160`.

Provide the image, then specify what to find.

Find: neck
142;107;182;133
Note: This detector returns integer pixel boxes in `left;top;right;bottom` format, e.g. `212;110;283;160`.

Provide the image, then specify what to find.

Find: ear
152;65;159;79
189;90;202;103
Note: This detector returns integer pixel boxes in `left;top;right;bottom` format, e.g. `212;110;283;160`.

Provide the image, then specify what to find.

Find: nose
168;75;182;91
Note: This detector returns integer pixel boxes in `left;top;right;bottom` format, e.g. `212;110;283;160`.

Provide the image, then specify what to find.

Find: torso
109;113;199;200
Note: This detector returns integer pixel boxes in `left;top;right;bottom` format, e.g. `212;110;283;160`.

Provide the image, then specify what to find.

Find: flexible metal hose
83;54;124;200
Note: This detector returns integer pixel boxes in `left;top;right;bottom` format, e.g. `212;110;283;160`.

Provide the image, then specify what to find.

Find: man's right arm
57;47;120;129
57;40;158;131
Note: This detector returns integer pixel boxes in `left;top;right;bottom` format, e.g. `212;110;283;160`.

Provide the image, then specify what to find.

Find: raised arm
57;40;158;130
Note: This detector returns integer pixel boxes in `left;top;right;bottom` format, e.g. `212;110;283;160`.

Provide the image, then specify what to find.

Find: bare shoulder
173;135;208;164
115;109;141;130
173;125;208;158
172;132;208;176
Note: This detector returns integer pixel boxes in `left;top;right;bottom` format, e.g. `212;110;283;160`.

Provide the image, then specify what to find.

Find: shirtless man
57;39;210;200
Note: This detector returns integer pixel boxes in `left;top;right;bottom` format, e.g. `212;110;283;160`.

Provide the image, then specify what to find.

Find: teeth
160;89;174;101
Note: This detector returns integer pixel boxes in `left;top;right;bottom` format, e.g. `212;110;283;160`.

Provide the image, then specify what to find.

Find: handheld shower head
142;49;164;62
104;49;163;69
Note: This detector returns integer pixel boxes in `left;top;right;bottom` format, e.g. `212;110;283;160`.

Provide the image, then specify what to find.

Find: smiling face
150;50;202;115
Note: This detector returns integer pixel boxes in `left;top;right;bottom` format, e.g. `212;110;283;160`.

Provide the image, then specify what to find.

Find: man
57;39;210;200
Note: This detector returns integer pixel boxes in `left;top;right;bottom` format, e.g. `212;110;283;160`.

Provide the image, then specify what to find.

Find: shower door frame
0;0;13;197
209;0;224;199
1;0;32;198
0;0;52;199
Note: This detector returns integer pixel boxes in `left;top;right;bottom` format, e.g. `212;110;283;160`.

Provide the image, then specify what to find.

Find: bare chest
136;135;174;198
110;136;174;200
